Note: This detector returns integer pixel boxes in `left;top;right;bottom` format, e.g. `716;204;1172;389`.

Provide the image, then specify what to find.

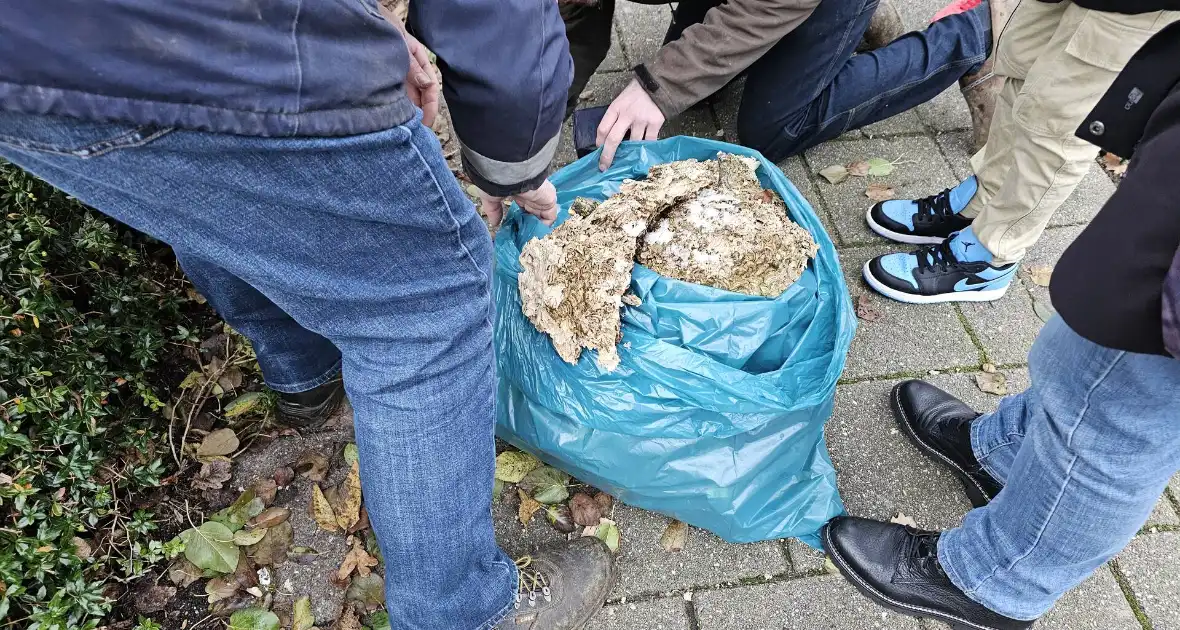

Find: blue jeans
733;0;991;161
0;111;516;630
939;317;1180;620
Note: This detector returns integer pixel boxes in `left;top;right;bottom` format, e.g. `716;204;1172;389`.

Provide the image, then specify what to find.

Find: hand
402;32;440;127
478;180;559;228
596;79;665;171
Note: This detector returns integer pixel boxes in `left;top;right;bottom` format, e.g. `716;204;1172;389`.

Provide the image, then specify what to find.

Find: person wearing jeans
0;1;616;629
571;0;1016;169
822;24;1180;629
863;0;1180;304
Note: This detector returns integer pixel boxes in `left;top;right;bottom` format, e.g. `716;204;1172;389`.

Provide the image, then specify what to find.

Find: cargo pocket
1012;9;1159;138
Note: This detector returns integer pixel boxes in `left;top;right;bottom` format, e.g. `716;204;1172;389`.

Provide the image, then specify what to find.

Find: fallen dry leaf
659;520;689;552
865;183;896;202
292;596;317;630
249;507;290;529
204;577;237;604
294;451;329;482
855;294;883;322
594;492;614;514
249;520;293;566
494;450;541;483
1025;264;1053;287
347;506;371;535
168;558;203;588
982;362;996;374
846;160;870;177
975;371;1008;396
191;459;233;492
273;465;295;487
253;479;278;507
517;489;542;526
337;537;379;583
890;512;918;528
196;428;239;458
569;493;602;527
310;484;339;532
819;164;849;185
1101;152;1128;176
546;504;577;534
334;605;364;630
333;461;363;531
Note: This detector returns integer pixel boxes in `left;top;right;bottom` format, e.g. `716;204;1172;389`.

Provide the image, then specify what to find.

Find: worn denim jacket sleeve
411;0;572;197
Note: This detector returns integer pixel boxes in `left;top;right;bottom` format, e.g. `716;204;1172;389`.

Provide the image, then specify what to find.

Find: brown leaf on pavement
1101;152;1128;176
310;484;339;532
659;520;689;552
333;461;363;531
975;371;1008;396
518;489;542;526
819;164;849;185
168;558;203;588
250;507;290;529
253;479;278;507
346;506;371;535
333;605;364;630
1025;264;1053;287
855;294;883;322
846;161;870;177
273;465;295;488
569;493;602;527
249;520;294;566
336;536;380;583
294;451;330;482
593;492;614;514
204;577;237;604
865;183;896;202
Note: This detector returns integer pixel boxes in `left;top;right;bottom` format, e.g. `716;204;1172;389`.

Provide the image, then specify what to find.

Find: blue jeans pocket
0;110;171;158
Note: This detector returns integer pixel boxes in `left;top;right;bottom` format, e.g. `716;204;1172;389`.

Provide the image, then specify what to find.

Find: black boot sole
821;524;1031;630
277;379;346;430
890;383;994;509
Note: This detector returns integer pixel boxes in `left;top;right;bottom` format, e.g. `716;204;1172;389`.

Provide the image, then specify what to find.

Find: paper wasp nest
518;154;816;371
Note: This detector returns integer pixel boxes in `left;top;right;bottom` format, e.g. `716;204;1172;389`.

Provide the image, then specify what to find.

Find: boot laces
513;555;552;609
904;531;947;578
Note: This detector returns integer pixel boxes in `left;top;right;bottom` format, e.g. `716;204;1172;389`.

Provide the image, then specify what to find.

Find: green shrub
0;162;197;629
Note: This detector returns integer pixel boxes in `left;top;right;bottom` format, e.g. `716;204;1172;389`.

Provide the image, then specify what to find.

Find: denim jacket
0;0;571;196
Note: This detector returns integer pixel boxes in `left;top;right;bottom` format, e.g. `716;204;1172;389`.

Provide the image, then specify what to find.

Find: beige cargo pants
960;1;1178;265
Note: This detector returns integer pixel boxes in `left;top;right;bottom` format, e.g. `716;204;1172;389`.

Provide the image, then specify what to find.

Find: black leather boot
276;376;345;429
496;537;616;629
892;380;1002;508
822;516;1035;630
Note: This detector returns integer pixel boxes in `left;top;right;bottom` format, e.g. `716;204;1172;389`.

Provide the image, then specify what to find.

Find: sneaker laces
513;555;552;609
903;530;948;579
915;188;956;222
914;240;960;273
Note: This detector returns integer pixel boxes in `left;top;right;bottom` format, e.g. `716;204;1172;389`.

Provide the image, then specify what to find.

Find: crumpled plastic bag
493;137;856;545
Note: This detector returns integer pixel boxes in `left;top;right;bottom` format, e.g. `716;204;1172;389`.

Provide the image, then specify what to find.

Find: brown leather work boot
861;0;906;51
495;538;616;629
959;0;1018;152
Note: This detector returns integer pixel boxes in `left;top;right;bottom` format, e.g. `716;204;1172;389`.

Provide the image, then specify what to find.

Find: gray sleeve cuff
459;133;560;197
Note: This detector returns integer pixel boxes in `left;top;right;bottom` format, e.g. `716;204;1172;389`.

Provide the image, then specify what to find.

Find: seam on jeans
810;0;875;103
0;125;174;158
406;130;495;331
964;351;1124;597
973;431;1025;461
290;0;305;135
266;358;342;394
818;54;984;136
474;558;519;630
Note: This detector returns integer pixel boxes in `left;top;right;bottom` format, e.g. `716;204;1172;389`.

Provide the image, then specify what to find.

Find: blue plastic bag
493;137;855;546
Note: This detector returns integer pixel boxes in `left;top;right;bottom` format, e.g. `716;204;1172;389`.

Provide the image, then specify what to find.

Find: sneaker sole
865;207;947;246
821;524;1025;630
890;383;994;509
862;261;1008;304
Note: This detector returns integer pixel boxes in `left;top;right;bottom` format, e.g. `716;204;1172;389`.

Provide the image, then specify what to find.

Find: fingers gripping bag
492;137;855;545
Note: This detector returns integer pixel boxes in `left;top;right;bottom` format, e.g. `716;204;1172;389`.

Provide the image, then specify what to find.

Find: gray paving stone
1118;532;1180;630
924;368;1032;415
694;575;924;629
1052;163;1116;228
713;79;745;144
577;71;634;108
610;504;789;598
587;597;690;630
827;378;975;530
662;104;721;140
894;0;949;31
925;568;1140;630
492;491;569;558
917;86;972;134
839;246;981;379
1148;496;1180;527
779;156;840;245
616;2;673;66
602;25;629;73
804;136;960;246
555;118;578;168
786;538;829;576
958;289;1043;366
1018;225;1084;315
934;131;975;181
859;109;927;139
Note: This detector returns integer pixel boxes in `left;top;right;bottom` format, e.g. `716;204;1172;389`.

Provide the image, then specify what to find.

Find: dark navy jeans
0;110;516;630
564;0;991;162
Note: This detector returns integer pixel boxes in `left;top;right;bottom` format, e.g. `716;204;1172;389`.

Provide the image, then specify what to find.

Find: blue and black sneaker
866;176;978;245
864;227;1016;304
